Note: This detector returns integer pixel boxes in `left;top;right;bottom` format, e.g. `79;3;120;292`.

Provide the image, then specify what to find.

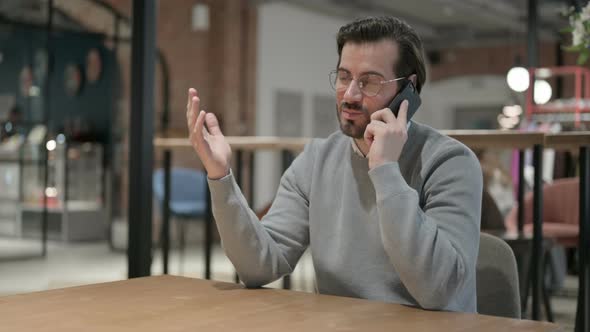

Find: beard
336;102;371;139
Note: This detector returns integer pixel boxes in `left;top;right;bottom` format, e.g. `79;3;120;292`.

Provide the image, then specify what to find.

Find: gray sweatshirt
207;121;483;312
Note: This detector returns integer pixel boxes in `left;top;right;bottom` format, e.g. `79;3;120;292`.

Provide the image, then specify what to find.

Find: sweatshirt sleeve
207;143;315;288
368;145;482;310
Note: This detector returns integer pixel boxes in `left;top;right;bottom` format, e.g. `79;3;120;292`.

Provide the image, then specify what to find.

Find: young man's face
336;39;401;139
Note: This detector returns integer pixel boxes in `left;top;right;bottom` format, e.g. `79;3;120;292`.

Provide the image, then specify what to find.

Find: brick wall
99;0;257;135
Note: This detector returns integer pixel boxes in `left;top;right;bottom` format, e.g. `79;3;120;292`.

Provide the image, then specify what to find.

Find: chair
505;177;579;248
153;168;208;269
480;189;506;231
476;232;521;318
503;178;578;321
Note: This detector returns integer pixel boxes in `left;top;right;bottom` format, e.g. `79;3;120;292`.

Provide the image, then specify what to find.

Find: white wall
254;2;347;209
416;75;518;129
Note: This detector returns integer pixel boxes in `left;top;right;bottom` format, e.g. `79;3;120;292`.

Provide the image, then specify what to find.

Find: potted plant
563;3;590;65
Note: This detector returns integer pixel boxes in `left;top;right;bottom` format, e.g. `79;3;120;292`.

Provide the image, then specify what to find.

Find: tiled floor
0;237;316;296
0;237;578;331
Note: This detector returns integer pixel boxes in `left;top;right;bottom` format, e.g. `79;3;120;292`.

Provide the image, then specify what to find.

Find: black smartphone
388;80;421;120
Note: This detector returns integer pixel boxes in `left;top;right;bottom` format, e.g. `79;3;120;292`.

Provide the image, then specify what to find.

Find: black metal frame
526;0;544;321
515;145;546;321
576;146;590;332
39;0;54;257
518;150;526;234
161;150;171;274
531;144;544;320
127;0;156;278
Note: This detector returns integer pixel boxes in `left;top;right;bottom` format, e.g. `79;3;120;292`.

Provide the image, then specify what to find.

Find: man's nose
343;80;363;102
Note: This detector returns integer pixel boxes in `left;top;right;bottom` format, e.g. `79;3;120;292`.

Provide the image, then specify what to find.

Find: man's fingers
186;89;196;130
371;108;396;123
364;123;376;146
187;88;197;109
188;96;200;131
205;113;224;136
187;110;195;131
190;111;215;163
364;121;385;138
369;120;387;131
197;111;210;136
193;110;208;146
186;89;197;123
397;100;409;125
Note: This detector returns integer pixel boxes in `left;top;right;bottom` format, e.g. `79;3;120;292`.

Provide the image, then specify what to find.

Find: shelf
20;207;107;241
0;218;19;236
532;98;590;113
527;66;590;126
532;113;590;123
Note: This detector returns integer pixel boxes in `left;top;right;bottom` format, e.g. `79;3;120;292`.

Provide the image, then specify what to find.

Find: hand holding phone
363;80;420;169
388;80;421;121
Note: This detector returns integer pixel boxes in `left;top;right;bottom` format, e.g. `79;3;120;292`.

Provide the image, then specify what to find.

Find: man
186;16;482;312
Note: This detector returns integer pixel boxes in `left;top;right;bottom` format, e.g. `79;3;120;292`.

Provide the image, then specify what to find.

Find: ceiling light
46;140;56;151
506;67;529;92
534;80;552;105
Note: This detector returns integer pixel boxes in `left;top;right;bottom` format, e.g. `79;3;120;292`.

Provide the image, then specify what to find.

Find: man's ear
408;74;417;86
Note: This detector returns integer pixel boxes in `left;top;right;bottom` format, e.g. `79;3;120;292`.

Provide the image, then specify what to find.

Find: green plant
562;3;590;65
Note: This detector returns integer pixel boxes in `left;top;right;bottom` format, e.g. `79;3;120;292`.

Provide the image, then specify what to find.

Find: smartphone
388;80;421;120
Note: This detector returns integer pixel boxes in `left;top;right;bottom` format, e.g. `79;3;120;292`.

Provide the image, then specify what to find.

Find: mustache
340;102;364;112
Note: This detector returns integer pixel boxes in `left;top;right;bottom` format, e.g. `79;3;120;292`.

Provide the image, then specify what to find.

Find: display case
0;140;21;236
527;66;590;127
0;140;106;241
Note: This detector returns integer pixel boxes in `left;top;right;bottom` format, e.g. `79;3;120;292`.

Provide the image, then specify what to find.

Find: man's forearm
208;171;291;287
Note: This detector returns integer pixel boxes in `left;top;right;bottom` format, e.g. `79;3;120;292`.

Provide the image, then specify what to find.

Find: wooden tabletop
154;136;311;152
155;130;548;152
544;132;590;149
0;275;560;331
441;130;546;149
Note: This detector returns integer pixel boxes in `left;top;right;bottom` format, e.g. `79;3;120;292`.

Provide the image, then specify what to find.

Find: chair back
476;232;521;318
543;178;579;226
153;168;208;215
481;189;506;231
505;177;579;230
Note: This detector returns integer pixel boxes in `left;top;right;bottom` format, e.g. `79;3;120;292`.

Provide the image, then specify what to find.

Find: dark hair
336;16;427;93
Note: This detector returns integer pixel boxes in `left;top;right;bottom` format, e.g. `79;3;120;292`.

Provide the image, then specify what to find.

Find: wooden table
0;276;561;331
154;136;311;152
442;130;546;149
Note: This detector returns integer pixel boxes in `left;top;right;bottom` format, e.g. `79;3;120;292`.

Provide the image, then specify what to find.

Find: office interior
0;0;588;330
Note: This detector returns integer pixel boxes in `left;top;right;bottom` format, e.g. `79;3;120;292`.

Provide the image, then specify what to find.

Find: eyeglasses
329;69;406;97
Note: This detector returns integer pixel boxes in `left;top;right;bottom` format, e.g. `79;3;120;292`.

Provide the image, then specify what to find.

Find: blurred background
0;0;587;330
